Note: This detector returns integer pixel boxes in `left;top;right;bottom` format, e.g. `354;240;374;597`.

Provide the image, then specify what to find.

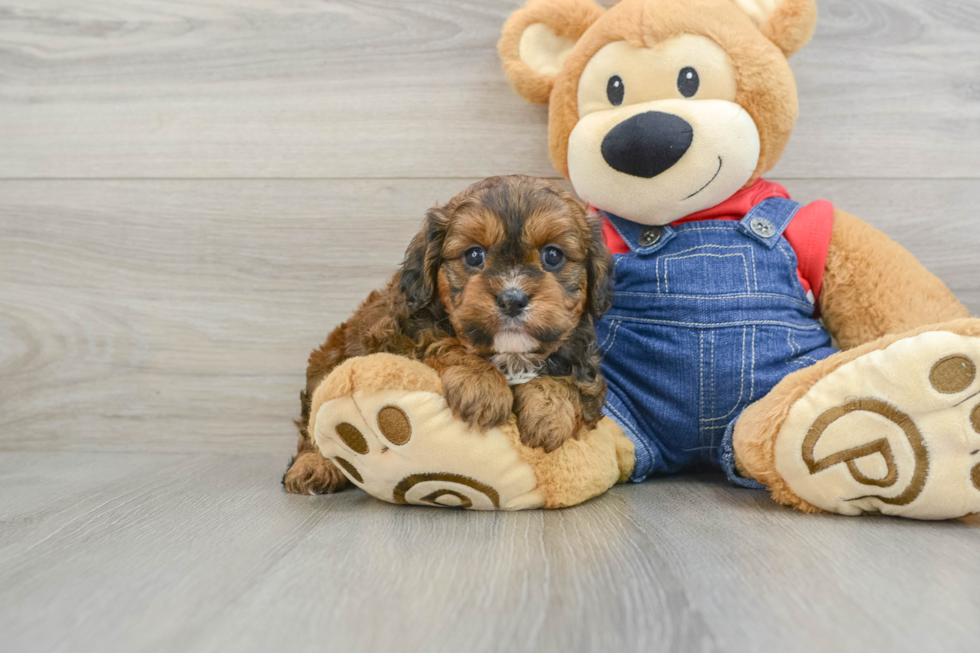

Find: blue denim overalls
597;198;837;486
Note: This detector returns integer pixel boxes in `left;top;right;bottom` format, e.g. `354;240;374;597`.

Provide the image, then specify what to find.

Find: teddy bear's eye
678;67;700;98
606;75;624;106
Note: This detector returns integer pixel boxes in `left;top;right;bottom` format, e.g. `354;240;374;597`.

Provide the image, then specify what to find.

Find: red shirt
600;179;834;305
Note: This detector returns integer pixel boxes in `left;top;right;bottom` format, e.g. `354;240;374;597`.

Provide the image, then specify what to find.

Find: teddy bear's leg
306;353;633;510
733;319;980;519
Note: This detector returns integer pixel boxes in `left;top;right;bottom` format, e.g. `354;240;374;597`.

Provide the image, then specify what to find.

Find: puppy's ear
498;0;605;104
399;205;450;309
584;213;613;320
730;0;818;57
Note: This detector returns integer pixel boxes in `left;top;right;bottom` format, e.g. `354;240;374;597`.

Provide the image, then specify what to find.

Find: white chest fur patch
504;369;540;386
491;352;542;387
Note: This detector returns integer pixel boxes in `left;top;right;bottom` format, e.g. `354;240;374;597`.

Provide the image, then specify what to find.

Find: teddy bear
307;0;980;519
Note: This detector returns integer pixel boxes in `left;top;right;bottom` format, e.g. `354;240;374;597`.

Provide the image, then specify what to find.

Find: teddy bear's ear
731;0;818;57
498;0;605;104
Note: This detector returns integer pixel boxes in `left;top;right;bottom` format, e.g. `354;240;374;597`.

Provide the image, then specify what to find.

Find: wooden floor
1;1;978;651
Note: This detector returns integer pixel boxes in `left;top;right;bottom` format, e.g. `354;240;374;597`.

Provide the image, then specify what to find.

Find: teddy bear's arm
818;208;969;351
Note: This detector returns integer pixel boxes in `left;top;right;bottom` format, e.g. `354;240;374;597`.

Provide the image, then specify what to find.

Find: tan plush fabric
733;319;980;517
771;331;980;519
315;390;545;510
820;209;970;351
733;0;817;56
500;0;817;183
499;0;606;104
309;353;635;510
512;416;634;508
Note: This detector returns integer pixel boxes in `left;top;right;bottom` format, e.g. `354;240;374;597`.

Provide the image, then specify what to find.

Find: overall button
750;217;776;238
639;226;663;247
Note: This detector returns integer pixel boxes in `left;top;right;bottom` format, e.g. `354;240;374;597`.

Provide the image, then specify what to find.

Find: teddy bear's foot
307;353;546;510
305;353;634;510
766;329;980;519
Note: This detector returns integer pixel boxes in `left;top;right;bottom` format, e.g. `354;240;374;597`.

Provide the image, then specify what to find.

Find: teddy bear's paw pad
775;331;980;519
311;390;544;510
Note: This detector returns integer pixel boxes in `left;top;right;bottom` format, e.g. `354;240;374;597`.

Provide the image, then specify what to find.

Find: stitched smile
684;156;723;200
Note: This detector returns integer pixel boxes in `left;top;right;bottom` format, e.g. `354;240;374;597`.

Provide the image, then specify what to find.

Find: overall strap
737;197;802;249
602;212;676;255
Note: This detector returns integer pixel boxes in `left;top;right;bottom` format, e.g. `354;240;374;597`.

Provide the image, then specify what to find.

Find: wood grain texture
2;2;980;651
0;0;978;179
0;453;977;653
2;178;977;454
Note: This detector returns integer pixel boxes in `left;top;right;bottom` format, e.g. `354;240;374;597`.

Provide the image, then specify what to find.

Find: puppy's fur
283;175;613;495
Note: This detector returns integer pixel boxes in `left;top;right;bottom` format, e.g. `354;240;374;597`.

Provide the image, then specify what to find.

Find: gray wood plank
0;0;977;180
1;178;977;454
0;452;976;653
624;477;980;653
0;452;714;653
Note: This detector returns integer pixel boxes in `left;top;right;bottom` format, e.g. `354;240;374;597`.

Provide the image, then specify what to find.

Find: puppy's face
400;175;611;359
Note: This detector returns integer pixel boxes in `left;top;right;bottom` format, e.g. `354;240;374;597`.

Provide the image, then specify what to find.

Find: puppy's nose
601;111;693;178
496;288;529;318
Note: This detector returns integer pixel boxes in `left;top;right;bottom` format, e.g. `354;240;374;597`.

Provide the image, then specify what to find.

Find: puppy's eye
464;246;485;268
606;75;624;106
541;245;565;270
678;67;699;98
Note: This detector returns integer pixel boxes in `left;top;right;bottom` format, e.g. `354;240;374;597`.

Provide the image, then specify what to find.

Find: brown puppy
283;175;613;495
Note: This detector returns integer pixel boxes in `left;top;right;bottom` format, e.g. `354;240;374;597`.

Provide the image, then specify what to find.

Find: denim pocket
699;326;756;425
659;244;757;295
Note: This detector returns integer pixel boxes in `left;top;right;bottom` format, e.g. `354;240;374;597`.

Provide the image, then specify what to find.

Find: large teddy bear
303;0;980;519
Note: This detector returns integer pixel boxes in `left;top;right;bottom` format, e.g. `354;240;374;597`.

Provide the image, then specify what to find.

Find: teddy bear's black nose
601;111;694;179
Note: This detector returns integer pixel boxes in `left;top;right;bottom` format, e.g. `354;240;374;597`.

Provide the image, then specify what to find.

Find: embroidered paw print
331;406;411;482
775;331;980;519
312;390;540;510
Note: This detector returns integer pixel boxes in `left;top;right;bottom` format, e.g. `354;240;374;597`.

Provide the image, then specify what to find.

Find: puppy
283;175;613;495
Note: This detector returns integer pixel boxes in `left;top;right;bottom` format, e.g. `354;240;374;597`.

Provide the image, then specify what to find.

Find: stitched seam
698;331;706;427
701;326;747;423
673;225;742;232
658;243;753;257
606;401;657;469
597;320;618;350
662;252;751;294
602;316;826;329
788;330;821;368
602;321;622;353
612;292;815;311
710;331;716;423
604;401;656;472
750;325;756;405
775;240;809;302
606;401;637;431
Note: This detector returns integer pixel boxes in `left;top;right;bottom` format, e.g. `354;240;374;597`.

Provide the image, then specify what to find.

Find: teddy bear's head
499;0;818;225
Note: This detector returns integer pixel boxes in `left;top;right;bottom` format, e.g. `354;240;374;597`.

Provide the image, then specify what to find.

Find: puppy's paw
283;452;349;495
440;364;513;432
513;377;583;453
